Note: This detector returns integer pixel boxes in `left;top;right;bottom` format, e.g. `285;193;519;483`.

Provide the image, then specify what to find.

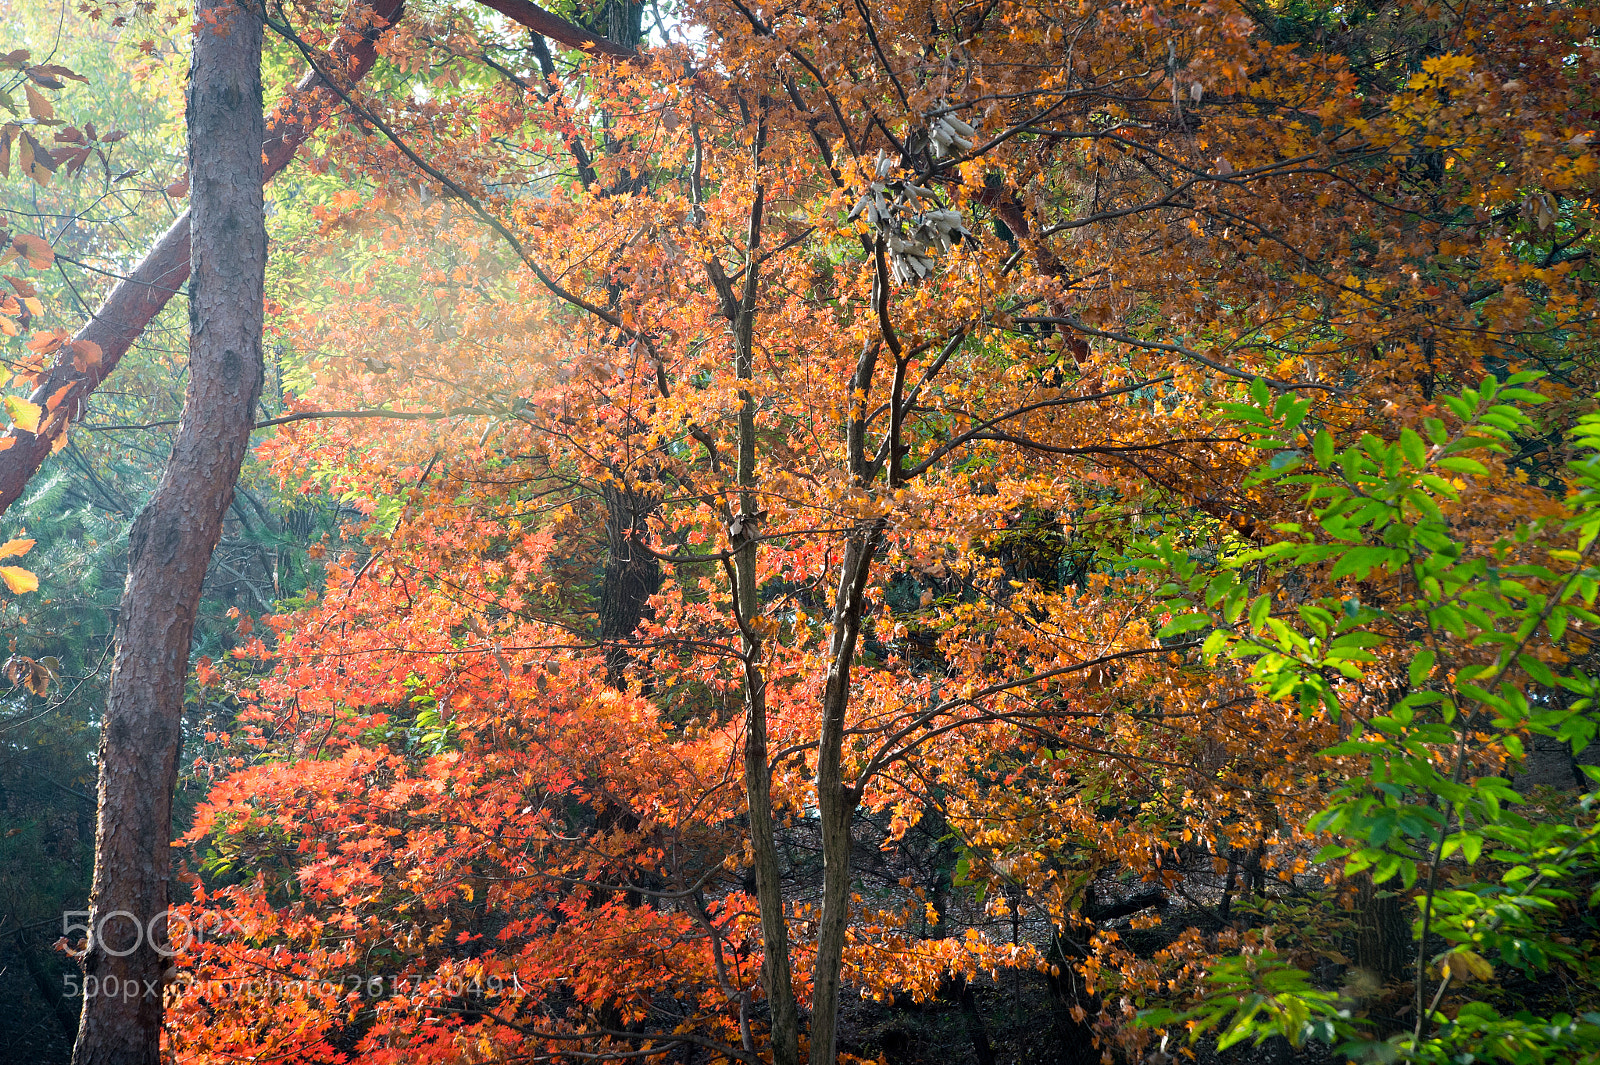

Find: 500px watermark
60;909;242;957
64;970;528;1001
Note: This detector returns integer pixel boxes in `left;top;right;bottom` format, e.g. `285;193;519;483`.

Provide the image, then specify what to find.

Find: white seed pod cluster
927;106;977;159
849;150;973;285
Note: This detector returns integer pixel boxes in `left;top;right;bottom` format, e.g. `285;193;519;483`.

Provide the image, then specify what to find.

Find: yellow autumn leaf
0;565;37;594
1439;949;1494;982
0;538;33;559
4;395;41;433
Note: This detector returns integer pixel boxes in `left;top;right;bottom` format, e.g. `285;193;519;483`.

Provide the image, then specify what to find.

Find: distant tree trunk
590;0;657;692
14;929;79;1037
1043;928;1101;1065
948;974;998;1065
599;480;660;688
1354;874;1410;982
1040;885;1165;1065
924;860;997;1065
71;2;265;1061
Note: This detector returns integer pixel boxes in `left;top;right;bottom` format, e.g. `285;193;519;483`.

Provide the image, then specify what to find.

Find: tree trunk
722;171;801;1065
950;975;997;1065
740;629;800;1065
1354;874;1410;983
808;529;878;1065
71;3;265;1061
599;481;661;687
1044;930;1101;1065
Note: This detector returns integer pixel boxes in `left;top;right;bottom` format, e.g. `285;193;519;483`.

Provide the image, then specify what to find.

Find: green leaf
1517;654;1555;687
1409;649;1435;687
1329;547;1399;581
1249;594;1271;632
1159;613;1212;638
1400;427;1426;468
1312;428;1333;466
1435;456;1489;476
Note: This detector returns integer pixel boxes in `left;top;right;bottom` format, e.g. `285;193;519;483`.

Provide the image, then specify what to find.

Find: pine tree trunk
71;4;264;1061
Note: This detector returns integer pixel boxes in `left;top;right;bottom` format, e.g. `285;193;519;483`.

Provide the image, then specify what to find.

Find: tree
158;0;1600;1058
71;0;267;1059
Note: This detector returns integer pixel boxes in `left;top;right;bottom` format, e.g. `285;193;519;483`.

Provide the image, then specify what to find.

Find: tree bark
727;190;801;1065
71;2;266;1060
1354;874;1410;983
474;0;635;56
0;0;403;516
739;610;800;1065
599;481;662;687
808;529;878;1065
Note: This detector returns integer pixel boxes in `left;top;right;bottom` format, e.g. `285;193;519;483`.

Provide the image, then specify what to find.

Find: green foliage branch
1136;374;1600;1064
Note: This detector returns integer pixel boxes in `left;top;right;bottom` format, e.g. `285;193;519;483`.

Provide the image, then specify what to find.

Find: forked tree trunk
807;529;879;1065
71;3;265;1061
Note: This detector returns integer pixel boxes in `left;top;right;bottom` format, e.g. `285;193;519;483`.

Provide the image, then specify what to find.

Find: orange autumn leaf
23;83;54;122
10;232;53;269
70;339;101;370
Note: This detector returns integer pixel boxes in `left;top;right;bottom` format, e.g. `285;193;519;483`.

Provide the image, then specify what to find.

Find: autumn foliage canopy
5;0;1600;1061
